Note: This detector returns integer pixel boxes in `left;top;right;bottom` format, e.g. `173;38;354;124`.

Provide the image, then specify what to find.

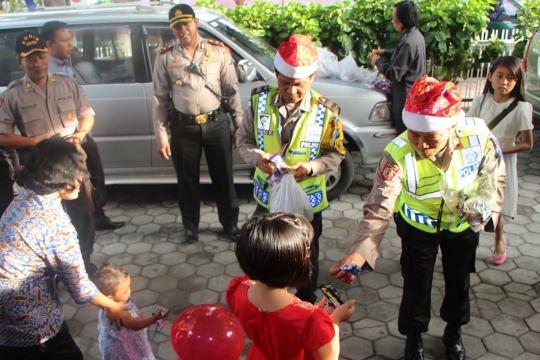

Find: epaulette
207;38;225;48
318;96;339;112
251;85;270;95
159;44;173;55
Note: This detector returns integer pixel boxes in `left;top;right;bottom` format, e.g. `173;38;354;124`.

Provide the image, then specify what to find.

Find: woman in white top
467;56;534;265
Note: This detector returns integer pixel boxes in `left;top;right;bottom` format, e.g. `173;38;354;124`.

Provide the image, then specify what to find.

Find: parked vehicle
0;5;395;200
524;27;540;121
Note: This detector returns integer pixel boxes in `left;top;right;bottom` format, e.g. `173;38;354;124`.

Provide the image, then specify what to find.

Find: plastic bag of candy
270;173;314;221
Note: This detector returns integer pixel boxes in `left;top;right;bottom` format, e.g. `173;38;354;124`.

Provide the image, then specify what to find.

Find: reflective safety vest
386;117;495;233
251;86;339;213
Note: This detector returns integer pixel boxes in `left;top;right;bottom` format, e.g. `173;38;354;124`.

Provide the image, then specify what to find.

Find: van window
70;26;134;84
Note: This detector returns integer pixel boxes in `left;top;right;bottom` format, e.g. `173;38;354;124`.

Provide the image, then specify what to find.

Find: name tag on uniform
460;146;481;167
258;114;271;130
305;125;322;143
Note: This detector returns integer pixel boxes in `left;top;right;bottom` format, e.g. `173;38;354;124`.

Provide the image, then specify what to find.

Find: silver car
524;27;540;121
0;5;395;200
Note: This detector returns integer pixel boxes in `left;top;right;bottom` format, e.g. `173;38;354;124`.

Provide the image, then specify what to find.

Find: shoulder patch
207;38;225;48
318;96;339;112
159;44;173;55
251;85;270;95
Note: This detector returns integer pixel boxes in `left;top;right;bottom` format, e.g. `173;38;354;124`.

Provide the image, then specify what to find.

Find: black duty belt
176;107;223;124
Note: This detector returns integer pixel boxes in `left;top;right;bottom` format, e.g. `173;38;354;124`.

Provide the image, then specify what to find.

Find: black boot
442;325;466;360
404;333;424;360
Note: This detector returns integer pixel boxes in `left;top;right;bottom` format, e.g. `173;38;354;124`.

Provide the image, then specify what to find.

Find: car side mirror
237;59;257;83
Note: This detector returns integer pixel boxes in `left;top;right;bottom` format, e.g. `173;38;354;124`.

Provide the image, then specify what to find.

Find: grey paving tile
339;336;374;359
484;333;524;358
521;332;540;355
149;275;179;292
141;263;168;279
498;297;534;318
366;301;399;322
490;314;530;337
188;289;219;305
462;316;494;338
509;268;540;285
353;318;388;340
373;335;404;359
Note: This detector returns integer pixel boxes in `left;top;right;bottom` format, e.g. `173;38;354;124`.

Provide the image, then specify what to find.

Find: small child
227;212;355;360
466;56;534;265
93;263;168;360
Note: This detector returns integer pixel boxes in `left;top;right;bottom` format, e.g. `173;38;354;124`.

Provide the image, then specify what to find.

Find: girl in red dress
226;212;355;359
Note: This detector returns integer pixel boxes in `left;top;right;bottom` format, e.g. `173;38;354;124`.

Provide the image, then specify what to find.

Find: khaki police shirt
236;91;345;176
152;38;243;144
0;73;94;139
349;131;506;269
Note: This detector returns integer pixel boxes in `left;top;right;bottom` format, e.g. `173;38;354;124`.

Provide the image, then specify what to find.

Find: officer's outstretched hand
158;143;171;160
257;152;275;174
329;253;367;284
288;162;312;182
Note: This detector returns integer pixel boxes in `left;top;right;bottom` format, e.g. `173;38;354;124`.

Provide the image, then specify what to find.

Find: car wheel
326;149;354;202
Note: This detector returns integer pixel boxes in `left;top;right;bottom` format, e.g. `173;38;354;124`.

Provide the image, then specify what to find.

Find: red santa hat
274;34;318;79
403;76;464;132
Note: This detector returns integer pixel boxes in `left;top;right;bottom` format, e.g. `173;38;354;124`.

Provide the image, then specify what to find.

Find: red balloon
170;304;245;360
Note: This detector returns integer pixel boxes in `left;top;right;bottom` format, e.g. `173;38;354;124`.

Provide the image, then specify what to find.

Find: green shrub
512;0;540;58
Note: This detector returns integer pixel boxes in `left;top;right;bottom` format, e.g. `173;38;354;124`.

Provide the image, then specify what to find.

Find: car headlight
369;102;392;122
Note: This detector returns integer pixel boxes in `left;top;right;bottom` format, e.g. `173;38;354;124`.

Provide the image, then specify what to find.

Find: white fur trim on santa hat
403;110;465;132
274;51;318;79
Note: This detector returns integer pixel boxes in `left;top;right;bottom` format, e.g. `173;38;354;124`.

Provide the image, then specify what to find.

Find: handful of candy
339;263;372;277
318;284;345;310
153;309;169;332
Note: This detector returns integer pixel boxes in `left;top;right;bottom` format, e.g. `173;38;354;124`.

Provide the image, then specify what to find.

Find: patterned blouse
0;190;98;347
98;300;155;360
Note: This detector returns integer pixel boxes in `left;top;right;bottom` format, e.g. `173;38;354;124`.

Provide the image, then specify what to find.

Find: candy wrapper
318;284;344;309
440;169;498;232
339;263;373;277
269;153;288;187
153;309;169;332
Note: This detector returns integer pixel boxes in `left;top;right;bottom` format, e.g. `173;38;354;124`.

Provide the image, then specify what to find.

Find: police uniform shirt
348;130;506;268
0;73;94;138
236;90;345;177
152;38;243;144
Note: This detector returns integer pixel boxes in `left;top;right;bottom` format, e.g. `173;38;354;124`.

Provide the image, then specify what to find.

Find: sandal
493;236;507;266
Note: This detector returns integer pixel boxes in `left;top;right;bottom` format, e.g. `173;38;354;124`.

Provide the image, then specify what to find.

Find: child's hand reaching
329;299;355;324
153;308;169;320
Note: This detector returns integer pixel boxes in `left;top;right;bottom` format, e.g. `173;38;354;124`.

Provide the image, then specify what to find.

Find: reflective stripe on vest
256;91;269;151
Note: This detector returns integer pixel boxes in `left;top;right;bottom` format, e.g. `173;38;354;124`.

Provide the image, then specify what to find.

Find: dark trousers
63;178;95;273
170;115;239;232
254;204;322;304
394;111;407;135
395;213;478;336
0;160;14;219
0;321;83;360
81;136;107;219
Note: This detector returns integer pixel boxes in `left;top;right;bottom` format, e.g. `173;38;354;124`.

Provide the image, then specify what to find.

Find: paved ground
61;129;540;360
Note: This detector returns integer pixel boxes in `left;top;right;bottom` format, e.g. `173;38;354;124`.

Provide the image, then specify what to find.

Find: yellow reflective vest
251;86;339;213
386;117;497;233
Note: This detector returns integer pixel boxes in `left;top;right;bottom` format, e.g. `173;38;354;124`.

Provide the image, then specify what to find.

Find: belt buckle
194;114;207;124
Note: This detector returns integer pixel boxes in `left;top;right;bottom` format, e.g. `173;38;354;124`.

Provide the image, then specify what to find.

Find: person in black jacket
368;1;426;134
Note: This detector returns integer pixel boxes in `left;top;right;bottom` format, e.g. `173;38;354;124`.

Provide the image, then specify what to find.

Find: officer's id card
301;125;322;149
257;114;273;136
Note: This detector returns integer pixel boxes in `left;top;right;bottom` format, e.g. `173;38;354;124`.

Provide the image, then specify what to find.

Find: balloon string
140;311;173;328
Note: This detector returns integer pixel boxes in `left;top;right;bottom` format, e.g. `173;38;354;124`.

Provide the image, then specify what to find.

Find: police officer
330;77;506;360
153;4;242;244
236;34;346;304
0;30;97;275
41;20;125;231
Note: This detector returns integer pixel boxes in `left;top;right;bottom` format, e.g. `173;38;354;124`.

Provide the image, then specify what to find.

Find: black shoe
442;327;466;360
404;333;424;360
185;230;198;244
225;226;240;241
95;216;125;230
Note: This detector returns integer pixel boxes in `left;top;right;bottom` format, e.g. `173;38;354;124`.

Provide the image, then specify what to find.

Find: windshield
208;18;276;70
